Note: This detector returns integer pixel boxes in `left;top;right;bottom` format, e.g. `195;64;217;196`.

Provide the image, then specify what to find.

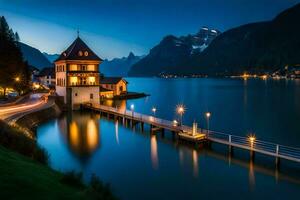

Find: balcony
68;82;99;87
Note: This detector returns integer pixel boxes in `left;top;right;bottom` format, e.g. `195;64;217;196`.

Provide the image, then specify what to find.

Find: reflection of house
37;67;55;86
100;77;128;97
100;87;114;99
55;36;102;109
58;112;100;157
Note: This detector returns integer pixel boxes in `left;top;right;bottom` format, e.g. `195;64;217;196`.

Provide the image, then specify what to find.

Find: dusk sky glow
1;0;299;59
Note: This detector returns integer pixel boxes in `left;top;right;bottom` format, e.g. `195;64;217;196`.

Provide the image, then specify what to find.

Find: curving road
0;93;49;123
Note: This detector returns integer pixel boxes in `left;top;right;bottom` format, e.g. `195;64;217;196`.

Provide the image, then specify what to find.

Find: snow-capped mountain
128;27;220;76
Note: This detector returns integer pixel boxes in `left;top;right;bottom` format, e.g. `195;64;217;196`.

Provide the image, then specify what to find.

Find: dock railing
206;130;300;162
84;103;300;163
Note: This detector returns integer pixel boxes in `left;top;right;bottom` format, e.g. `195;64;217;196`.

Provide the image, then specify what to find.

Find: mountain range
128;27;220;76
100;52;142;77
19;43;52;69
21;44;142;77
19;3;300;77
129;3;300;76
43;53;60;63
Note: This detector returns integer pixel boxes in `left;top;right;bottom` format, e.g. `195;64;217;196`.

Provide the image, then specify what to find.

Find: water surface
37;78;300;200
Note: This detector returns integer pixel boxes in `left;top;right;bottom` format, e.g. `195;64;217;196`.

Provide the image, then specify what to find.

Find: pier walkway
82;103;300;165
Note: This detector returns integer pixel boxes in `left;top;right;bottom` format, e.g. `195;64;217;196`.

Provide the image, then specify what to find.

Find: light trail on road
0;93;48;121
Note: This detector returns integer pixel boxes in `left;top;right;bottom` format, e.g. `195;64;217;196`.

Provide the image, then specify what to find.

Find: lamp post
176;105;185;126
130;104;134;118
15;76;20;95
249;135;256;149
248;135;256;161
152;107;157;116
205;112;211;135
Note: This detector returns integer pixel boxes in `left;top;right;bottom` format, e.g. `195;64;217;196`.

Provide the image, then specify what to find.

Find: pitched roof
101;77;128;84
100;87;113;92
55;37;102;62
38;67;55;77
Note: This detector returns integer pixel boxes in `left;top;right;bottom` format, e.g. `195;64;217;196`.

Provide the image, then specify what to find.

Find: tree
0;16;30;98
15;32;20;43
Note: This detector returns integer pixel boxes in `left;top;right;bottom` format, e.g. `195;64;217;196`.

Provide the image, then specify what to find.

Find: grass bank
0;120;117;199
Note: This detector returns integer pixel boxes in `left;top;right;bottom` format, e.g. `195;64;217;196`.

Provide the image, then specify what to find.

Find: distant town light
15;77;20;82
261;75;268;80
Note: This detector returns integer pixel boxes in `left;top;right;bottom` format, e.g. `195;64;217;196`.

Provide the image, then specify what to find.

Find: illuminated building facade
55;37;102;109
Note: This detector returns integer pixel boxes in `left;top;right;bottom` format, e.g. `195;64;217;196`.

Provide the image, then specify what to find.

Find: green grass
0;146;86;199
0;121;117;199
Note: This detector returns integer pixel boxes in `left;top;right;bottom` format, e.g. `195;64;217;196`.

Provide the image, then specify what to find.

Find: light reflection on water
37;78;300;200
38;111;300;200
150;134;159;170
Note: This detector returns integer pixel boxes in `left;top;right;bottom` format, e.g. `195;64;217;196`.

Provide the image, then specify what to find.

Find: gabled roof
38;67;55;77
101;77;128;84
55;37;102;62
100;87;113;92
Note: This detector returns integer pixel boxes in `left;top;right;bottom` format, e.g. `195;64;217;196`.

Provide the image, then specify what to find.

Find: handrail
83;103;300;162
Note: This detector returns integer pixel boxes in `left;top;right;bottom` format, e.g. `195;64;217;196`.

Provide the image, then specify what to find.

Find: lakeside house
54;36;102;109
100;77;128;99
53;36;132;108
36;67;56;87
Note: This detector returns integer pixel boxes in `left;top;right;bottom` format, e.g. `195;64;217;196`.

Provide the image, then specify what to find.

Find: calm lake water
37;78;300;200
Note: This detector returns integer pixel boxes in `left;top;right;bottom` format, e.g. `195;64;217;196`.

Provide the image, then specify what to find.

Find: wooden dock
82;103;300;166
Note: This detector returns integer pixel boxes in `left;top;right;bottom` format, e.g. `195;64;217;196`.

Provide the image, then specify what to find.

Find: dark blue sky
0;0;299;59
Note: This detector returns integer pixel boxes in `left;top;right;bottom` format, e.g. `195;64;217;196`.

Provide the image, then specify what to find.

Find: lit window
78;51;83;56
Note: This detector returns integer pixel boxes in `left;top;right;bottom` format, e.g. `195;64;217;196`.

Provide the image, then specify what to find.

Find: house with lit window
54;36;102;109
100;77;128;99
37;67;55;87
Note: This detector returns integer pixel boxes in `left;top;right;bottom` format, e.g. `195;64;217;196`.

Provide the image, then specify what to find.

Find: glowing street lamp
173;120;178;126
15;77;20;82
130;104;134;118
176;104;185;126
248;135;256;148
152;107;157;116
205;112;211;135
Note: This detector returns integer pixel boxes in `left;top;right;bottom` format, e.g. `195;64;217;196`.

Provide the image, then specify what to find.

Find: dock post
141;122;144;132
172;131;178;140
275;145;280;168
122;117;125;125
161;128;165;138
250;150;255;162
229;135;233;155
124;118;128;127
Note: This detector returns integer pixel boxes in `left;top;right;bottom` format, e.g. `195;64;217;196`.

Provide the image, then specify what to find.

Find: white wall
56;86;67;103
71;86;100;109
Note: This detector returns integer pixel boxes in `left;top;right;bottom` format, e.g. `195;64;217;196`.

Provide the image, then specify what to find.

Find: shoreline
0;96;118;199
